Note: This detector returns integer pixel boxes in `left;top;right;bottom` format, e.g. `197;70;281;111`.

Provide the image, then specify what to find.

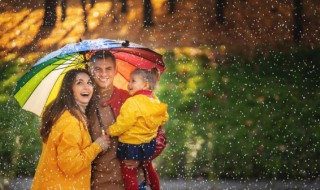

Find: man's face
91;58;116;90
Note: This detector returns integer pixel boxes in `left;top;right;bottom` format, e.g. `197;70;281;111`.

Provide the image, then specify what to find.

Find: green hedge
0;60;41;178
155;47;320;180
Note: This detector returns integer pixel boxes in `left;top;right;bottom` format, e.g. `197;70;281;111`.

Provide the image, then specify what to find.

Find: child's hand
106;128;111;136
124;160;140;169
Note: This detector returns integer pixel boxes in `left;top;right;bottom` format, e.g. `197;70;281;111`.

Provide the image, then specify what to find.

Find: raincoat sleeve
56;118;102;175
163;110;169;126
109;97;139;137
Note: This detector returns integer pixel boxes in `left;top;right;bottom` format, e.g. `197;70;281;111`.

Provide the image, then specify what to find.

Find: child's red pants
121;161;160;190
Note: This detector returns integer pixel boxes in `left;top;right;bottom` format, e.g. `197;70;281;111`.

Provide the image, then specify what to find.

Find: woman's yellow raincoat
31;110;102;190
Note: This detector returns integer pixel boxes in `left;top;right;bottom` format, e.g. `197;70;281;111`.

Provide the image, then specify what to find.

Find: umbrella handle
96;107;106;135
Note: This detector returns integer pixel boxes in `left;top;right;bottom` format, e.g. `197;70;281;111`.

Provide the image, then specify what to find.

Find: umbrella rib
112;50;164;67
34;54;77;68
52;54;84;71
53;62;81;70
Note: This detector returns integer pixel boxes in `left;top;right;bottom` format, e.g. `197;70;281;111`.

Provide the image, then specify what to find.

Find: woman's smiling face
72;72;93;104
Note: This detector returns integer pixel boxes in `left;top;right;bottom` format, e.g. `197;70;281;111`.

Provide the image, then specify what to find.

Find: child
107;68;169;190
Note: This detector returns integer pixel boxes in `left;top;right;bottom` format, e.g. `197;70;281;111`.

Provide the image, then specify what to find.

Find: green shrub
155;47;320;180
0;60;41;178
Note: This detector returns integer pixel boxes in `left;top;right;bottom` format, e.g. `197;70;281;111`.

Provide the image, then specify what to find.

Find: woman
31;69;110;190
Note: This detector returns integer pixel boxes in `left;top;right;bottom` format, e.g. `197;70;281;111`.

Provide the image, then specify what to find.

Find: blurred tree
168;0;176;14
143;0;154;28
91;0;96;8
110;0;119;22
216;0;226;24
42;0;58;26
81;0;88;31
121;0;127;13
293;0;303;43
61;0;67;22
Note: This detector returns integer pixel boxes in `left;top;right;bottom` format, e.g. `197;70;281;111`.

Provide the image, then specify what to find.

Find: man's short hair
90;51;116;67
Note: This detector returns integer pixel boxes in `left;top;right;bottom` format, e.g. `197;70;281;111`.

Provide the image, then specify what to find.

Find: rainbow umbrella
14;39;165;116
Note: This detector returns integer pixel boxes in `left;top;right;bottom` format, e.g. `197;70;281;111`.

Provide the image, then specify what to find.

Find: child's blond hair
131;67;160;90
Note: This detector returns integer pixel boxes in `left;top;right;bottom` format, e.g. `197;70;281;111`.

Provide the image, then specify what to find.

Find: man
88;50;130;190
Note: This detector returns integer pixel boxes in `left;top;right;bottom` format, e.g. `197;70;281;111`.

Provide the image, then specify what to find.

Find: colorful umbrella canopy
14;39;165;116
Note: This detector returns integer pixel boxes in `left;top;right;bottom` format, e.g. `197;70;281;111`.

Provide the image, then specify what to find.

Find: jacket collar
133;90;153;96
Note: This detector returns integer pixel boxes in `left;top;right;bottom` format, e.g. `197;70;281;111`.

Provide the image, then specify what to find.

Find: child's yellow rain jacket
109;94;169;145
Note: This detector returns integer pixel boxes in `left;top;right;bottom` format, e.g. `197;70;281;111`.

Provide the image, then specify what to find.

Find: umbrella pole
79;38;89;70
81;52;89;70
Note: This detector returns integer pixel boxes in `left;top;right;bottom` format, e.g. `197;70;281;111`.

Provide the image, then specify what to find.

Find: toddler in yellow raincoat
108;68;169;190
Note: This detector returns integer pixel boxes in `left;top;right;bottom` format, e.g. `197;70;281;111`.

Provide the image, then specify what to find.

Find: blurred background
0;0;319;189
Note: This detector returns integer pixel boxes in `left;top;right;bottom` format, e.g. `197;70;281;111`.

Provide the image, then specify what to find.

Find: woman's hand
124;160;140;169
95;135;110;151
105;128;109;135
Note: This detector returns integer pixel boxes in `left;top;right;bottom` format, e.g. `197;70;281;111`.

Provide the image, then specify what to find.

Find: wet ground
3;177;320;190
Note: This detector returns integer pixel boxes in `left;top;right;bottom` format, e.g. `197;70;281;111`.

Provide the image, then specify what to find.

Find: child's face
128;74;149;96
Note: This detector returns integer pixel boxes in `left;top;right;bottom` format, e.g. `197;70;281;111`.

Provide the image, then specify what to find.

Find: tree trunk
216;0;226;24
61;0;67;22
143;0;154;28
121;0;127;13
168;0;175;14
81;0;88;31
91;0;95;8
293;0;303;43
43;0;58;26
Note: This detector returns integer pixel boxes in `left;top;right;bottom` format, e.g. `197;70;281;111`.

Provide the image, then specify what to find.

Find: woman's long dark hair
40;68;95;142
86;87;99;132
